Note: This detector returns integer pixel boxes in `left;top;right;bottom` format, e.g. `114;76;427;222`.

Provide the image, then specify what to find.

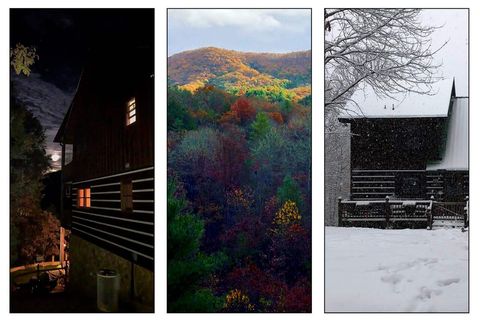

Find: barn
54;45;154;310
337;79;468;228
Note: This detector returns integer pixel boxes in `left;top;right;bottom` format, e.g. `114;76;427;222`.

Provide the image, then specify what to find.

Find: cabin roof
427;97;468;171
54;46;153;144
338;78;455;121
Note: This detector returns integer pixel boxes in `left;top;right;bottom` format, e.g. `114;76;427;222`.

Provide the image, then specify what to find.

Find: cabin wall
68;76;154;181
350;118;446;170
350;169;468;201
58;50;155;307
70;167;154;270
348;118;455;200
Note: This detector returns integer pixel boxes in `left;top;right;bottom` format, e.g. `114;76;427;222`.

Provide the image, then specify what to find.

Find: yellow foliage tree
224;289;255;312
273;200;301;226
10;43;38;76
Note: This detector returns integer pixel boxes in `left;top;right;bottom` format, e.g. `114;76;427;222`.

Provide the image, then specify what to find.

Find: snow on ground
325;227;468;312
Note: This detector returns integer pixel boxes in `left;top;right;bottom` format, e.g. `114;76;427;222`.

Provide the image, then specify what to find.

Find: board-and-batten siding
70;77;154;181
71;166;154;271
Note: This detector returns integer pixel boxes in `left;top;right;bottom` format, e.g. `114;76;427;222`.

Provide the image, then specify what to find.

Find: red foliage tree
210;125;249;188
230;97;256;124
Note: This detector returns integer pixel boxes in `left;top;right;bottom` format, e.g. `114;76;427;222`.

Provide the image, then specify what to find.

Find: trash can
97;269;120;312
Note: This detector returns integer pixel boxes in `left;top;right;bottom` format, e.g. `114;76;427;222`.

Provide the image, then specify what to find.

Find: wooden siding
67;76;154;181
351;169;468;201
56;48;154;269
71;167;154;271
349;118;446;170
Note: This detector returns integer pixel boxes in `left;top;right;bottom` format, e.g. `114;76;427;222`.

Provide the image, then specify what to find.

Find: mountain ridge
168;47;311;100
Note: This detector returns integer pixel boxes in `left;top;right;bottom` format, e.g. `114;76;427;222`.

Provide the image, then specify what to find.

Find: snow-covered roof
427;97;468;171
338;78;455;119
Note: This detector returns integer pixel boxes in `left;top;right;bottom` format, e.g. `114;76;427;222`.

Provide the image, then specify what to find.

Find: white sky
422;9;468;96
344;9;468;117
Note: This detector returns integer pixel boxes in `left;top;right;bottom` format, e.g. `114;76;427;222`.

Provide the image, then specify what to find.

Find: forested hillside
167;48;312;312
168;47;311;102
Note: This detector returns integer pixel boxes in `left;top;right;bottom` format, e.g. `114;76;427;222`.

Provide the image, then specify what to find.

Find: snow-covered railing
338;195;469;229
338;196;431;227
429;196;468;229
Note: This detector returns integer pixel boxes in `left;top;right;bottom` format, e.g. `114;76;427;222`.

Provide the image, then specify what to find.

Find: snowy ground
325;227;468;312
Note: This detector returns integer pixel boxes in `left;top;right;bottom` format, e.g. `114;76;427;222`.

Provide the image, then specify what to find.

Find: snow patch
325;227;468;312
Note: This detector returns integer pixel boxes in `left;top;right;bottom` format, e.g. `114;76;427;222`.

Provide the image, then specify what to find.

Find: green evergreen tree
10;101;51;265
167;87;196;131
250;112;271;141
167;180;226;312
277;175;303;209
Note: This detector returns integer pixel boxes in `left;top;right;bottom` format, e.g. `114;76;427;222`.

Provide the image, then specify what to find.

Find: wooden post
385;196;390;228
131;253;138;301
60;227;65;266
60;142;65;224
337;197;343;227
464;195;469;228
429;195;434;230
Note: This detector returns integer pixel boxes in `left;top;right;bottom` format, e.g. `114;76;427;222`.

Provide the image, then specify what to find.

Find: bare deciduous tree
324;9;445;225
325;9;446;113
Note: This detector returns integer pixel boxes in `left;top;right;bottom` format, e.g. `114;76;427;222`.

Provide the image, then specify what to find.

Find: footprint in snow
381;273;403;285
437;278;460;287
417;286;442;301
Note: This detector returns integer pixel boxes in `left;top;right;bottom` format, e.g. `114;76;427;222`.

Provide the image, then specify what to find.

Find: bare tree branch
325;9;446;112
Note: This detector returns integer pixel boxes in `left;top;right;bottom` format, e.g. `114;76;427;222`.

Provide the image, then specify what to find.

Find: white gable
427;97;469;171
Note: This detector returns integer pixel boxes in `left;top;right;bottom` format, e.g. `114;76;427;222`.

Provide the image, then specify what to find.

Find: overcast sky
422;9;468;96
342;9;468;116
168;9;311;56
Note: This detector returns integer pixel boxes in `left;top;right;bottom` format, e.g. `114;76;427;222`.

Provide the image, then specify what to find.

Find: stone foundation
69;234;154;312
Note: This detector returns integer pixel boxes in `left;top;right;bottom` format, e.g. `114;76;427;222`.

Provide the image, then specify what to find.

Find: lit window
85;188;91;208
121;180;133;213
77;187;91;208
126;98;136;125
77;189;84;207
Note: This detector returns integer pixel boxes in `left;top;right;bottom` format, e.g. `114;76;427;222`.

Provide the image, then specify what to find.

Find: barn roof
427;97;468;171
338;78;455;120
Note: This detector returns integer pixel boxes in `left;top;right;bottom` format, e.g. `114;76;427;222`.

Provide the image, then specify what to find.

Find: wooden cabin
54;46;154;309
337;79;468;228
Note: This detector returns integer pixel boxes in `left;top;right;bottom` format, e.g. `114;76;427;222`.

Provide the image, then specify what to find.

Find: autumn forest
167;47;312;312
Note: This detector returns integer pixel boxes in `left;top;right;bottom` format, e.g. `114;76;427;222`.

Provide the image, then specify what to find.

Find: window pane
77;189;84;207
86;198;91;208
129;109;136;117
128;115;136;125
85;188;90;198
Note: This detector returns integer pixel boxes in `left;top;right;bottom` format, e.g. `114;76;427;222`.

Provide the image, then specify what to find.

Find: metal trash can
97;269;120;312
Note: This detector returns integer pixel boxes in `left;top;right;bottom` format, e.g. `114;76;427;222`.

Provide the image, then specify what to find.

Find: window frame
126;97;137;126
77;187;91;208
121;180;133;213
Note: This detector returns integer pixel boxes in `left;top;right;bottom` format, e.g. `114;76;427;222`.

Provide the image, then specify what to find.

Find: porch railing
338;196;468;229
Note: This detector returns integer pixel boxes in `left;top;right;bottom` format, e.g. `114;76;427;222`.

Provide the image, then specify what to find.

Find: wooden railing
338;196;468;229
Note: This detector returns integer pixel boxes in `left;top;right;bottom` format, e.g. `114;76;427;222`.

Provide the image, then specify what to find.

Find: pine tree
277;175;303;209
167;180;226;312
250;112;271;141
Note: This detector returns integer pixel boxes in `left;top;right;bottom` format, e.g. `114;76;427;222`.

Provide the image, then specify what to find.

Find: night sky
10;9;154;170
